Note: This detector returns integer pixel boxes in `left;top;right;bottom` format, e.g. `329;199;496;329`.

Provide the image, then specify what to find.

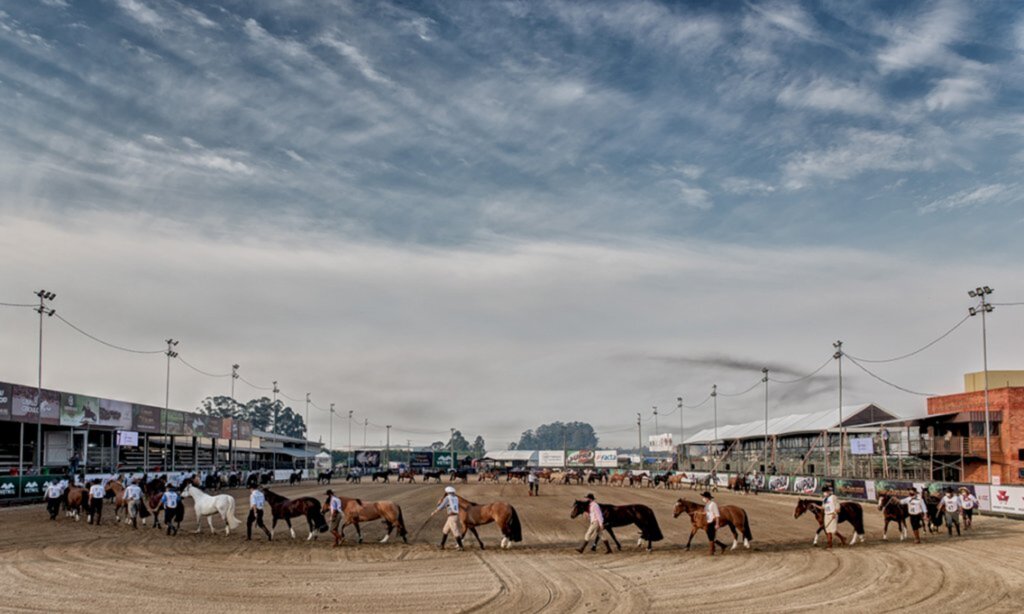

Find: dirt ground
2;480;1022;613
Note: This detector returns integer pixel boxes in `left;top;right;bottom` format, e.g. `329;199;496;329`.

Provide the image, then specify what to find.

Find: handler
87;479;106;525
430;486;465;551
159;484;180;536
938;487;961;537
43;480;64;521
959;487;977;530
900;487;926;544
246;484;272;541
701;491;729;555
576;493;611;554
124;478;144;528
822;485;846;549
528;470;539;497
325;489;344;547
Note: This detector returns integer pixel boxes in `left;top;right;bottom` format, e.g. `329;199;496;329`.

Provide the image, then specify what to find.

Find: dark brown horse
453;495;522;549
321;495;408;544
63;485;89;521
264;489;329;541
570;499;664;552
793;499;865;546
673;498;753;550
876;494;908;541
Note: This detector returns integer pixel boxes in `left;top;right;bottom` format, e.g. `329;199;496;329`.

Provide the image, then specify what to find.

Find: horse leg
355;522;363;544
606;527;622;551
813;526;822;546
728;522;739;550
470;526;485;550
288;518;296;540
380;521;393;544
208;514;216;534
686;526;697;550
195;508;203;533
883;519;889;540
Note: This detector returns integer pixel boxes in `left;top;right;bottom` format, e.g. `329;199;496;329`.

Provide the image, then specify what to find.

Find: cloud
782;129;934;189
919;183;1017;213
672;181;713;210
115;0;167;29
876;0;966;73
320;35;392;85
777;78;886;116
925;74;990;111
720;176;775;195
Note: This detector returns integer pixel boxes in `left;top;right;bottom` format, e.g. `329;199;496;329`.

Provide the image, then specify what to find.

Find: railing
926;436;1002;461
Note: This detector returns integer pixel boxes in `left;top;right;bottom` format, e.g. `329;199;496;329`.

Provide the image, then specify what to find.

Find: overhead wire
845;314;970;364
845;355;934;397
54;313;166;354
716;378;762;397
176;355;231;378
769;356;833;384
237;375;273;391
0;301;36;308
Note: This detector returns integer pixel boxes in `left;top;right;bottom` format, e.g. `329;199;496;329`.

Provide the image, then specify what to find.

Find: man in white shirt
938;488;961;536
87;480;107;525
528;470;539;497
899;488;926;544
43;480;64;521
325;489;344;547
702;491;729;556
123;479;144;529
430;486;465;551
959;487;977;530
246;484;272;541
821;485;846;549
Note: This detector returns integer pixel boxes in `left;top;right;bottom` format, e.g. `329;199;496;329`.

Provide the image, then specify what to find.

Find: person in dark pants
702;491;729;556
69;452;81;477
528;470;539;496
247;484;272;541
87;480;106;525
159;484;180;535
43;480;64;520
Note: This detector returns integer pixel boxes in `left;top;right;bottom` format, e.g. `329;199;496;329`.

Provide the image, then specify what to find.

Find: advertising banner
990;485;1024;515
410;451;434;468
12;385;60;425
832;479;871;500
117;430;139;447
0;381;11;421
648;433;674;453
233;420;252;441
163;409;186;435
927;482;987;511
767;475;791;492
220;417;233;440
849;437;874;455
354;450;381;467
185;413;209;437
0;476;18;499
595;450;618;468
566;449;595;466
792;476;819;494
60;393;101;427
433;451;455;468
538;450;565;467
873;480;918;499
132;405;162;433
98;399;132;429
203;416;223;439
19;475;49;499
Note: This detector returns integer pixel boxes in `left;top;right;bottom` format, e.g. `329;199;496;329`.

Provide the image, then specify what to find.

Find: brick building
926;371;1024;485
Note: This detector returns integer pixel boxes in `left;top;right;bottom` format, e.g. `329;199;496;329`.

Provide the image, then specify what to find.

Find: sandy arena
2;481;1022;613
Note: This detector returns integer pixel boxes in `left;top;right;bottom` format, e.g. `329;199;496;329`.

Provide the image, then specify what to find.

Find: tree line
198;395;307;439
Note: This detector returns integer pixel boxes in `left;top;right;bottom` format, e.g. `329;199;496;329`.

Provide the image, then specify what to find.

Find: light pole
762;367;769;475
711;384;718;458
636;412;642;470
450;427;455;470
363;418;368;448
969;286;995;484
164;339;178;409
677;396;684;468
386;425;391;466
348;410;353;466
271;381;279;434
34;290;56;470
653;405;658;435
833;340;844;476
329;403;335;453
304;392;311;472
230;364;239;408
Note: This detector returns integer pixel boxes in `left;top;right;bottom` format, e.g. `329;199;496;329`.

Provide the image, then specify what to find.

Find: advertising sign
0;381;11;421
792;476;819;494
410;451;434;468
61;393;101;427
566;449;595;466
595;450;618;468
98;399;132;429
831;479;871;500
849;437;874;455
538;450;565;467
648;433;674;452
12;385;60;425
433;451;455;468
990;485;1024;515
117;430;139;446
132;405;162;433
220;417;233;440
163;409;186;435
0;476;18;499
203;416;223;439
874;480;918;498
233;420;252;441
354;450;381;467
767;475;790;492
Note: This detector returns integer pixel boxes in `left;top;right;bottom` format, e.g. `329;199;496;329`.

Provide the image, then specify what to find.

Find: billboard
132;405;162;433
595;450;618;468
648;433;674;453
991;485;1024;515
98;399;132;429
538;450;565;467
566;449;595;466
220;417;233;440
117;430;139;446
850;437;874;455
792;476;819;494
831;478;871;500
163;409;186;435
433;451;455;468
203;416;223;439
60;393;101;427
0;382;11;420
767;475;790;492
410;451;433;468
873;480;919;499
11;385;60;425
232;420;252;441
354;450;381;467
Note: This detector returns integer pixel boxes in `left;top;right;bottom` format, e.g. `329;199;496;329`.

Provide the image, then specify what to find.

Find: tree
197;396;242;419
429;441;446;451
514;421;598;450
446;430;471;452
197;396;305;438
470;435;486;457
507;442;518;450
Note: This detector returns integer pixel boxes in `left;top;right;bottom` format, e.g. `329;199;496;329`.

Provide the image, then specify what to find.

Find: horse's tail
640;506;664;542
852;503;865;535
506;505;523;542
225;497;241;529
396;505;407;538
310;505;329;533
742;510;753;542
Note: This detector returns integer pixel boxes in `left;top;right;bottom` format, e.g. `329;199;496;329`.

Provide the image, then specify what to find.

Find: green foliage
198;396;306;439
515;421;598;450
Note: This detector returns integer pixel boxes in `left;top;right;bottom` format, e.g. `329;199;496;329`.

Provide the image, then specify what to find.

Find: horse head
794;499;811;519
673;498;695;518
570;499;588;519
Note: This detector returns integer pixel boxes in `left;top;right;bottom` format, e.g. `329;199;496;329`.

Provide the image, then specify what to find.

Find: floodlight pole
304;393;311;472
34;290;56;471
164;339;178;409
968;286;995;484
834;340;844;477
762;367;769;474
329;404;335;452
677;396;684;468
711;384;718;458
636;412;642;470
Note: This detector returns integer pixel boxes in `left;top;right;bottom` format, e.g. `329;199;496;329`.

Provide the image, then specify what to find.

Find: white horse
181;484;241;535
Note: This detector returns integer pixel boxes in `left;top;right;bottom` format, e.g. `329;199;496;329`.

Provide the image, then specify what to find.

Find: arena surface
2;481;1022;613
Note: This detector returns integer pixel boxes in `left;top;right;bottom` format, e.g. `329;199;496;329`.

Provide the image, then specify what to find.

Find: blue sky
1;1;1023;449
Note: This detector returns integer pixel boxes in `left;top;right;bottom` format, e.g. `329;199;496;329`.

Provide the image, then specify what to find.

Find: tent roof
482;450;537;462
683;403;902;444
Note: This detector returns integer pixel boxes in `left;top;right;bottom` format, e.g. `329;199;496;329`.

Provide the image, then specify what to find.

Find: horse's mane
263;489;286;502
456;495;479;507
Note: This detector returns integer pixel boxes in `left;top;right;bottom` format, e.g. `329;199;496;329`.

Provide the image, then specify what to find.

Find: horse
345;470;363;484
877;494;908;541
667;473;687;490
570;499;664;552
321;496;408;544
477;470;499;483
422;470;443;483
180;483;241;535
652;474;671;489
288;470;303;485
454;495;523;550
371;469;391;483
316;470;333;485
396;470;417;483
448;469;469;483
63;485;89;521
263;489;329;540
204;472;225;491
104;481;130;523
609;473;626;487
793;499;865;546
673;498;753;550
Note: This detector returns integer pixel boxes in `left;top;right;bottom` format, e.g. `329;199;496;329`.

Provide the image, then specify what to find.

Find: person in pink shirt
577;493;611;554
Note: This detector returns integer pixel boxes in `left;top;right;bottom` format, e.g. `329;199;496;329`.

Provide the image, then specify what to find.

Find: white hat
444;486;456;494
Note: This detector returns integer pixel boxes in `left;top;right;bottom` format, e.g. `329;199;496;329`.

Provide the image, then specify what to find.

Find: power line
845;314;971;364
992;301;1024;306
681;395;711;409
238;375;273;391
176;355;231;378
0;301;36;308
845;355;934;397
279;391;305;403
716;378;762;397
769;356;833;384
54;313;165;354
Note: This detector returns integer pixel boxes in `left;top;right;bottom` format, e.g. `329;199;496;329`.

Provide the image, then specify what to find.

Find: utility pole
34;290;56;471
386;425;391;466
711;384;718;458
164;339;178;409
450;427;456;470
329;403;335;453
231;364;239;408
636;412;642;470
653;405;658;435
762;367;769;474
363;418;368;448
304;393;311;472
271;381;279;434
348;410;354;468
969;286;995;484
833;340;844;477
677;396;684;468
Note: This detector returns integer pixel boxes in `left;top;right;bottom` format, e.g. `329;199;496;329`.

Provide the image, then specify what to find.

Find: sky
1;0;1023;450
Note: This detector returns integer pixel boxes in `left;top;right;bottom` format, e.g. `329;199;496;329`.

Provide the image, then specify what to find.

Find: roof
272;448;320;459
481;450;538;462
253;430;319;446
683;403;901;444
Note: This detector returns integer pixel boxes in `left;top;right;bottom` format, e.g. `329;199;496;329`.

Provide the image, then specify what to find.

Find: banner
873;480;919;499
162;409;186;435
354;450;381;467
186;413;210;437
767;475;790;492
410;451;433;468
433;451;455;468
792;476;819;494
11;385;60;425
595;450;618;468
648;433;674;452
832;478;871;500
132;405;162;432
0;476;17;499
232;420;252;441
0;382;11;421
220;417;233;440
991;485;1024;515
116;430;139;446
927;482;987;511
538;450;565;467
566;449;595;466
849;437;874;455
60;393;101;427
203;416;223;439
98;398;132;429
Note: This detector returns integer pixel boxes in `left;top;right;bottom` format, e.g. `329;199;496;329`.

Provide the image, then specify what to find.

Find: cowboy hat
700;491;713;499
445;486;456;494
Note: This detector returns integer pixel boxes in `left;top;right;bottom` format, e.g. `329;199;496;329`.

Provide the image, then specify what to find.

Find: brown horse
673;498;753;550
667;473;687;490
451;495;522;550
264;489;329;540
876;494;908;541
570;499;664;552
105;481;129;523
321;495;408;544
793;499;865;546
63;485;89;521
396;470;417;483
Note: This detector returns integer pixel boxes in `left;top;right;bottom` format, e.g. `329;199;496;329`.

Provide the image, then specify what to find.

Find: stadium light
33;289;56;471
833;340;844;477
762;367;769;476
164;339;178;409
968;285;995;484
677;396;684;467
